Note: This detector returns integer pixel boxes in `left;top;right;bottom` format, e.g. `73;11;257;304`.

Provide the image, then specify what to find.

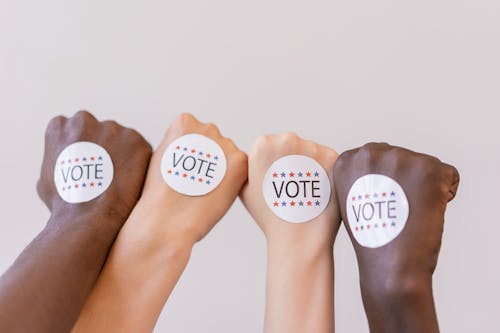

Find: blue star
298;172;303;177
281;201;287;207
175;171;179;176
315;200;320;206
391;221;396;227
361;225;364;230
374;193;378;198
214;156;219;160
358;195;362;200
82;183;86;187
82;157;87;161
374;224;378;228
280;172;286;177
98;182;102;186
199;151;203;156
190;175;195;180
68;185;71;189
67;159;71;163
390;191;396;196
314;171;319;177
206;180;211;185
98;156;103;160
183;147;188;151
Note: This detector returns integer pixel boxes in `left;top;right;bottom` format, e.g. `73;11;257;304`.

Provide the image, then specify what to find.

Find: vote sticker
263;155;331;223
161;134;227;196
54;141;114;203
346;174;409;248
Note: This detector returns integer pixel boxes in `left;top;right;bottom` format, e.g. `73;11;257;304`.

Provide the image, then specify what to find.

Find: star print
306;172;311;177
383;223;387;228
206;180;211;185
382;192;387;197
358;195;362;200
214;156;219;160
82;157;87;161
176;146;180;150
298;172;303;177
67;159;71;163
182;173;187;178
390;191;396;196
374;193;378;198
199;151;203;156
314;171;319;177
355;226;359;231
175;171;179;176
183;147;188;151
365;194;370;199
68;185;71;189
90;156;95;161
198;178;203;183
98;156;103;161
374;224;378;228
206;153;211;158
74;184;79;188
367;224;371;229
191;149;196;153
290;201;296;206
61;161;65;165
82;183;86;187
273;201;279;207
298;201;304;206
62;187;65;191
315;200;320;206
352;196;356;201
190;176;195;180
167;169;172;174
391;221;396;227
98;182;102;187
289;172;295;177
307;201;313;206
281;201;287;207
90;182;95;187
280;172;286;177
272;172;278;178
361;225;364;230
75;158;79;162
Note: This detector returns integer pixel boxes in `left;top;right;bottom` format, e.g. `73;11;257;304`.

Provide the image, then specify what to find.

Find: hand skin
72;113;248;333
0;111;152;333
240;133;340;333
333;143;460;333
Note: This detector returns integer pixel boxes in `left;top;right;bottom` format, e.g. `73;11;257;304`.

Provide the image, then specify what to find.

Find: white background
1;1;498;332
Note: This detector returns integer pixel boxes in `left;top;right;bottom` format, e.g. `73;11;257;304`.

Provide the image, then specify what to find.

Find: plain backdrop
0;1;498;332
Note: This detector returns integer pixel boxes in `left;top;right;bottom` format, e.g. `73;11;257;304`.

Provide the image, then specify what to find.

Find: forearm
73;201;194;333
264;238;334;333
361;273;438;333
0;210;118;333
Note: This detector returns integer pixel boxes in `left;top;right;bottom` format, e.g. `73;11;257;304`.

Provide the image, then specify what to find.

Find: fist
37;111;152;229
241;133;340;247
139;113;248;243
333;143;460;283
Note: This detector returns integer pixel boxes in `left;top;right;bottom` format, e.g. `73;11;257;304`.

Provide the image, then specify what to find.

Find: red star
167;169;172;174
191;149;196;153
75;158;79;162
61;161;65;165
74;184;79;189
355;226;359;231
352;196;356;201
272;172;278;178
62;187;65;191
365;194;370;199
206;153;211;158
306;172;311;177
182;173;187;178
307;201;313;206
90;156;95;161
198;178;203;183
176;146;180;150
289;172;295;177
382;192;387;197
367;224;370;229
90;182;95;187
273;201;279;207
290;201;296;206
383;223;387;228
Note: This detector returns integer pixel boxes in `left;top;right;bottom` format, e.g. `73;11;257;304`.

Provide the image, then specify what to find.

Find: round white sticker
346;174;409;248
262;155;331;223
54;141;114;203
161;134;227;196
